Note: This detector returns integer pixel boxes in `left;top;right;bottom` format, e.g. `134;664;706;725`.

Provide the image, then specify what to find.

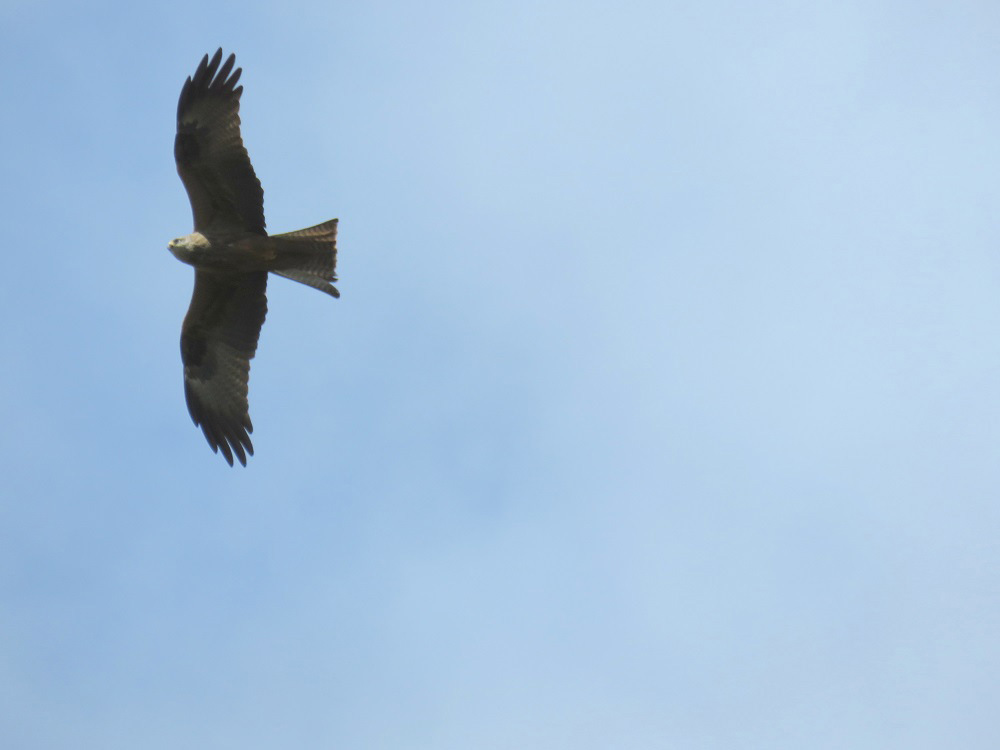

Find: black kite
169;49;339;466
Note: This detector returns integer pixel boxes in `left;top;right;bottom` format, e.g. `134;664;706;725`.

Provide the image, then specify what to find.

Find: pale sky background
2;1;999;747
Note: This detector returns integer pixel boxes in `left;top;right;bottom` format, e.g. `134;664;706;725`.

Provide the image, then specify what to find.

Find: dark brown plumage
170;49;339;466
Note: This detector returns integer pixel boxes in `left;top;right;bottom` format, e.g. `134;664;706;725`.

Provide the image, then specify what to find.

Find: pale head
168;232;210;263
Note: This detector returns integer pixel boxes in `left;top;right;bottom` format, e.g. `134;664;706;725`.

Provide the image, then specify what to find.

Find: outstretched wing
175;49;266;234
181;271;268;466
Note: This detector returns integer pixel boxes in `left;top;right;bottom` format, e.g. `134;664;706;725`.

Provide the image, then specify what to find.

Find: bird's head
168;232;208;263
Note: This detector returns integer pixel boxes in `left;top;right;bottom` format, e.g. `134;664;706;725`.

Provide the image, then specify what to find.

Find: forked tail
270;219;340;297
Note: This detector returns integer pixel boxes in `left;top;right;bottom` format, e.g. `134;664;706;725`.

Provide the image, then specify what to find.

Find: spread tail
270;219;340;298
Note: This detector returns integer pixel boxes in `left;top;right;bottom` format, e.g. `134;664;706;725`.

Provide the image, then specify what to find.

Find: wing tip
198;420;253;467
185;389;255;467
178;49;244;120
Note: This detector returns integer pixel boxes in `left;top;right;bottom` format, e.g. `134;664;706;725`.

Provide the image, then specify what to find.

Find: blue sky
2;0;999;747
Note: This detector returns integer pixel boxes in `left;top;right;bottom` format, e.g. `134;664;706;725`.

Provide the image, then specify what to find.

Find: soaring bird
169;49;339;466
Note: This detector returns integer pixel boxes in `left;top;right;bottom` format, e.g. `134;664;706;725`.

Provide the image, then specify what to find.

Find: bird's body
169;231;266;271
169;49;339;466
169;230;322;272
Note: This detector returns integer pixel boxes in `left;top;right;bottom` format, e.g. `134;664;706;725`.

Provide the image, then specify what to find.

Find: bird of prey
169;49;339;466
